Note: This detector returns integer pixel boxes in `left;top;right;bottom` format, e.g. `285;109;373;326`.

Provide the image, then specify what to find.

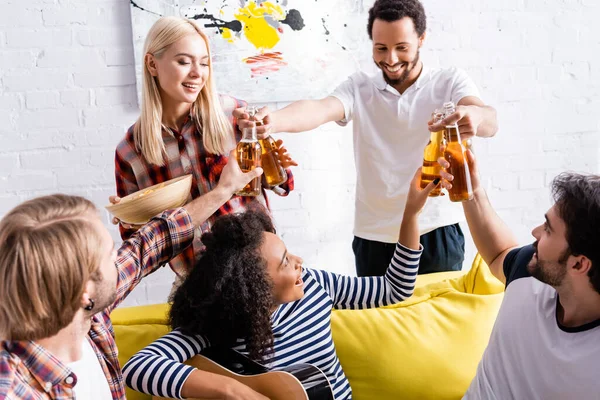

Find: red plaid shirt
0;209;194;400
115;95;293;277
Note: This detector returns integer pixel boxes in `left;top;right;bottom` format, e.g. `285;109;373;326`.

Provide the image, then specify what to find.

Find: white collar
372;64;431;95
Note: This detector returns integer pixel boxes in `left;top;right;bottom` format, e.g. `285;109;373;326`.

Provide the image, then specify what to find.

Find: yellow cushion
112;305;171;400
330;254;504;400
111;256;503;400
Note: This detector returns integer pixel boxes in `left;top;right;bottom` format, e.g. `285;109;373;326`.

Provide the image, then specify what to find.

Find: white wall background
0;0;598;307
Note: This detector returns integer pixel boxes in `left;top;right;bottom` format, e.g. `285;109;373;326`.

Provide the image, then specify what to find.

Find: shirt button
44;382;52;391
65;376;74;384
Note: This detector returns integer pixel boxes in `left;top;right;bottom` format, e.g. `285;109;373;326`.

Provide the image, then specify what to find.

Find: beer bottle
421;109;445;197
438;103;474;151
259;136;287;187
247;106;287;187
235;126;262;196
442;102;473;202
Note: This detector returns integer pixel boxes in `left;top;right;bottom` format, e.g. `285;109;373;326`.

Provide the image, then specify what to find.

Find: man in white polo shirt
438;153;600;399
236;0;498;276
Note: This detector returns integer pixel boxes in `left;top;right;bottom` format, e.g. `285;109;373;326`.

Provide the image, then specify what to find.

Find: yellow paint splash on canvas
234;1;285;50
221;27;235;43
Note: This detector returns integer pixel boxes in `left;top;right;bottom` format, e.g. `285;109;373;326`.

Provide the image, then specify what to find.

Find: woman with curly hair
122;170;439;400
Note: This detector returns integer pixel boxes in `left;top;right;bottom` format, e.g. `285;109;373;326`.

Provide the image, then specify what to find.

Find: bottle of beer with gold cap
235;126;262;196
247;106;287;187
442;101;473;202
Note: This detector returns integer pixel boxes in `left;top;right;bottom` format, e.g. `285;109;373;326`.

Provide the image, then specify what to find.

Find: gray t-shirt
464;245;600;399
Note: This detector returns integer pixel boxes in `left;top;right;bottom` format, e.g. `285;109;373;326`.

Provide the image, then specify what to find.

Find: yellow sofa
112;256;504;400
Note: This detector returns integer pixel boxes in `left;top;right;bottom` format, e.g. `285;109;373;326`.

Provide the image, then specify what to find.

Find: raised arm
108;153;263;310
457;96;498;138
122;330;267;400
182;149;262;226
439;150;518;284
111;150;263;230
109;209;194;312
428;66;498;139
270;97;346;133
428;97;497;140
234;97;345;136
311;170;438;309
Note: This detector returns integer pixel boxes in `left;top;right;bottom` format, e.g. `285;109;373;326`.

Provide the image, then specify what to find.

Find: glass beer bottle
442;102;473;202
235;126;262;196
247;105;288;187
420;109;445;197
259;136;287;187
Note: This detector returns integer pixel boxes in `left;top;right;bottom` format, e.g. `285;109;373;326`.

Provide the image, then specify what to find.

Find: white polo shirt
331;66;480;243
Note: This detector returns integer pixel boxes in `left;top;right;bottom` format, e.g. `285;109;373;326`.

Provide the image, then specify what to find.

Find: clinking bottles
421;109;445;197
442;101;473;202
259;136;287;187
235;126;262;196
247;106;287;187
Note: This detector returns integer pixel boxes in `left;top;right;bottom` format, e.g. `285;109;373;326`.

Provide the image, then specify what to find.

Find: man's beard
375;50;420;88
527;243;569;287
88;272;117;314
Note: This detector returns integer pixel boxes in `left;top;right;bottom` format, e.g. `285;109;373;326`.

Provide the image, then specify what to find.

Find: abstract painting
129;0;372;102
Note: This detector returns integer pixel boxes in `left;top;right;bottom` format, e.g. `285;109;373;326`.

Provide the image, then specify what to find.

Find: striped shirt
0;209;194;400
115;95;294;277
122;243;422;400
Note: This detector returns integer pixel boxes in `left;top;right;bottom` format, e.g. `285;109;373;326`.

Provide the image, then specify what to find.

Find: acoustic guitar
152;347;334;400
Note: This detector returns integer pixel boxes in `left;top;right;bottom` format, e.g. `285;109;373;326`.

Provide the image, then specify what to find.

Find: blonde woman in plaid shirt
115;16;297;278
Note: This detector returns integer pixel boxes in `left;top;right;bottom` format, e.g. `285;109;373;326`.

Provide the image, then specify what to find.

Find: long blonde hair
135;16;233;166
0;195;103;340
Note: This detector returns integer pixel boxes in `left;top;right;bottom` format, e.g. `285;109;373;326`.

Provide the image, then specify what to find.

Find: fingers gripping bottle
442;102;474;202
247;106;287;187
235;126;262;196
420;109;445;197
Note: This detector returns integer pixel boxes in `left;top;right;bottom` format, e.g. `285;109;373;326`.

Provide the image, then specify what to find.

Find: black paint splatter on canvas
321;18;330;35
282;9;304;30
130;0;162;16
188;13;243;33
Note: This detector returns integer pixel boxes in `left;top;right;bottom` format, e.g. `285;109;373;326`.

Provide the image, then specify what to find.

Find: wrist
402;209;421;221
222;378;246;399
472;186;485;200
214;183;235;200
269;112;280;134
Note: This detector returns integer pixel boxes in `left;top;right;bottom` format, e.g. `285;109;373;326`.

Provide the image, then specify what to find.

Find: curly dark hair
551;173;600;294
169;211;277;362
367;0;427;39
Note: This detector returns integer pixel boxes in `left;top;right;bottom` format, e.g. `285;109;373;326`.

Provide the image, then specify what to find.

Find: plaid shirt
115;95;293;277
0;209;194;400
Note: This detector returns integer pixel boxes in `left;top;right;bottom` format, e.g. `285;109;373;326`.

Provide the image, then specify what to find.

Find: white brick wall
0;0;599;308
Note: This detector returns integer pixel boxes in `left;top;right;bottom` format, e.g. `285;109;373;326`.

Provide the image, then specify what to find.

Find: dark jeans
352;223;465;277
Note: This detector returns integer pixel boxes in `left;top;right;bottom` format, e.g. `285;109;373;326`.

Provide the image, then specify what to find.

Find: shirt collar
372;63;431;94
162;108;195;136
6;340;73;393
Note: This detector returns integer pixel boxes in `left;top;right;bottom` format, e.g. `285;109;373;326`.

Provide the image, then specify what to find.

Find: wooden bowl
106;175;192;225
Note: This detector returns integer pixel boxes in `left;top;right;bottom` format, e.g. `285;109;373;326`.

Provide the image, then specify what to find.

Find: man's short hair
551;173;600;294
367;0;427;39
0;194;103;340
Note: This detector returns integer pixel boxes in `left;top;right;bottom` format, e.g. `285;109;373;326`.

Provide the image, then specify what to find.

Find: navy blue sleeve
503;244;535;287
